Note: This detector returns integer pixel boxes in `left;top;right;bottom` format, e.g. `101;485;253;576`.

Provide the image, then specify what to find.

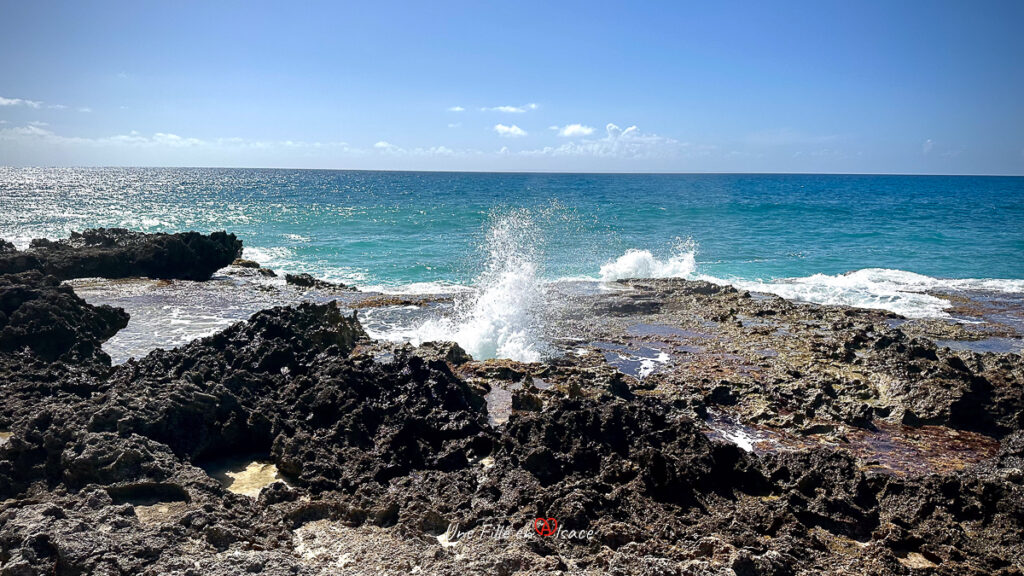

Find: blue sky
1;0;1022;173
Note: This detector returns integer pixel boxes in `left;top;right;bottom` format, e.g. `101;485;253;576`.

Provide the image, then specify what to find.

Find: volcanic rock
0;228;242;280
0;241;1022;575
0;271;128;362
284;272;355;291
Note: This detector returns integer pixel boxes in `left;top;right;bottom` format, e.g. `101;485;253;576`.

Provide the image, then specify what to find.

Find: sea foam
390;208;548;362
242;246;295;267
728;268;1024;319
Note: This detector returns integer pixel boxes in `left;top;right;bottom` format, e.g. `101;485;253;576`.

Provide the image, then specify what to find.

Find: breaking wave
367;235;1024;355
728;268;1024;319
382;208;549;362
590;240;1023;319
598;241;698;282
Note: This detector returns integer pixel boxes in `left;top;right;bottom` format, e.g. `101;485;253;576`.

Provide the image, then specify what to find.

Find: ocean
2;167;1023;361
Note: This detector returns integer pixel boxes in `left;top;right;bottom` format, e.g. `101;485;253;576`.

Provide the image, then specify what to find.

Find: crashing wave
599;242;697;282
380;208;548;362
727;268;1024;319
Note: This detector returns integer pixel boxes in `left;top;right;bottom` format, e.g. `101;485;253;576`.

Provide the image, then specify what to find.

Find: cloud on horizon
0;96;43;108
520;123;678;158
0;121;697;169
1;96;92;113
0;124;352;152
373;139;471;157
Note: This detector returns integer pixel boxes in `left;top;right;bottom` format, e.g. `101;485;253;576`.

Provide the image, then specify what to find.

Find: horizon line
2;165;1024;178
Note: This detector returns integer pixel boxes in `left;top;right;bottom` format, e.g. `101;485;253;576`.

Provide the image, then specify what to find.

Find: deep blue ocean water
2;167;1023;318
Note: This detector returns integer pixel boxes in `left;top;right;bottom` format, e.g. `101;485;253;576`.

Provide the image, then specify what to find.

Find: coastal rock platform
0;231;1022;575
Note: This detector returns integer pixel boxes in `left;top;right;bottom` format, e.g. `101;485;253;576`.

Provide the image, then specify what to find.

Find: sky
1;0;1023;174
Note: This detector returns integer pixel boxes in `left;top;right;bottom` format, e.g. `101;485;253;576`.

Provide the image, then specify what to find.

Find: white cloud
557;123;595;137
371;140;475;157
152;132;203;147
494;123;527;137
427;145;455;156
447;106;465;112
28;121;49;127
0;97;91;112
447;122;461;128
0;96;42;108
0;120;692;168
484;105;525;113
922;139;934;155
1;125;54;138
519;123;679;158
482;103;538;114
0;125;433;167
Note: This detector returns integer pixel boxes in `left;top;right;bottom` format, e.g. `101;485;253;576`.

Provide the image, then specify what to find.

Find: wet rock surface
560;279;1024;441
231;258;278;277
0;248;1022;574
285;272;356;291
0;228;242;281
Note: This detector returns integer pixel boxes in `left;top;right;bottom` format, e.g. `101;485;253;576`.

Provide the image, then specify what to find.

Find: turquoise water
2;168;1023;318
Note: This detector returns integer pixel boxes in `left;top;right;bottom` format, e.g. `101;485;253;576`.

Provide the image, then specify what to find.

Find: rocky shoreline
1;230;1022;575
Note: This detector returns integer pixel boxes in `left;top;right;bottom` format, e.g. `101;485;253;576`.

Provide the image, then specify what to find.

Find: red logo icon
533;517;558;537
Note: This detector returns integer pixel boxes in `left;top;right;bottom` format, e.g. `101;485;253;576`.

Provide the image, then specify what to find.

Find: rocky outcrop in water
285;272;356;291
0;228;242;281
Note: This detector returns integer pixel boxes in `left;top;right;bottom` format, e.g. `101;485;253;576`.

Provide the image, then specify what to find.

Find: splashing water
599;240;698;282
410;208;549;362
728;268;1024;319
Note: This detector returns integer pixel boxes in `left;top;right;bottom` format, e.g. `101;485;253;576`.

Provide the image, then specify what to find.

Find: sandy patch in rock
134;500;192;524
208;459;287;497
293;520;440;574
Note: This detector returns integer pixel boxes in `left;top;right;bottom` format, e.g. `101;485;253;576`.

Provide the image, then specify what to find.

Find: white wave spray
405;208;549;362
595;240;1024;319
728;268;1024;319
599;240;698;282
